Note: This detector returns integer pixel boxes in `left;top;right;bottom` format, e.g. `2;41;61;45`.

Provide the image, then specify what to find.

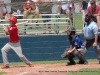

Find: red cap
9;16;17;24
90;1;95;5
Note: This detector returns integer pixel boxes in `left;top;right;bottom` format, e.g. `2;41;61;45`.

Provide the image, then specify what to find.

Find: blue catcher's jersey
70;35;82;49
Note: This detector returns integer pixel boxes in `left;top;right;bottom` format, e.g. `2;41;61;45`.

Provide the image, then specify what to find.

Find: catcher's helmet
68;27;76;35
9;16;17;24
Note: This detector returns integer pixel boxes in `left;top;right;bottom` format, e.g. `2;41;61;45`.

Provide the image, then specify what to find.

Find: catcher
61;27;88;66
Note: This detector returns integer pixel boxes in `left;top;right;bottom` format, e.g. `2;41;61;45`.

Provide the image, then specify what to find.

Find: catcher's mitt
61;49;69;58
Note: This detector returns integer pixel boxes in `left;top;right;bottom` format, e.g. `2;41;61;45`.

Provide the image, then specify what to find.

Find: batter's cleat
1;65;9;69
29;64;34;67
66;61;76;66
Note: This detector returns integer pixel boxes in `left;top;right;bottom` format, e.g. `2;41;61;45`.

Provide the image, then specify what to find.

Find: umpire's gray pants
1;41;32;66
86;39;100;60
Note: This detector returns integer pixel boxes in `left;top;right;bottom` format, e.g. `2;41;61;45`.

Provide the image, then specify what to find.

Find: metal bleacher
0;14;70;36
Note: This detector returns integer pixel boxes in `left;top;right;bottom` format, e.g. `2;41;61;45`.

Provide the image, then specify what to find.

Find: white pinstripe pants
1;41;31;66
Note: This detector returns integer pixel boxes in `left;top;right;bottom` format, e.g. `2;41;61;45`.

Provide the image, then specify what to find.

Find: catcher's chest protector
71;35;82;49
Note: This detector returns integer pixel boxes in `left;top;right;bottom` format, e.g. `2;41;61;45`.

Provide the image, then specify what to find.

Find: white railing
0;14;70;35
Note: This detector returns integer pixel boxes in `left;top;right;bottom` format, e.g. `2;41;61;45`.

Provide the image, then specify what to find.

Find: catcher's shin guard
74;50;87;64
67;54;76;65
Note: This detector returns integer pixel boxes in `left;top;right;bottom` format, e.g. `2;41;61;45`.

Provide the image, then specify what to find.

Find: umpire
83;14;100;64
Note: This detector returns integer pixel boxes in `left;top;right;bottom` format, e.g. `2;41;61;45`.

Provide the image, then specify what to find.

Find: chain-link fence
0;0;99;35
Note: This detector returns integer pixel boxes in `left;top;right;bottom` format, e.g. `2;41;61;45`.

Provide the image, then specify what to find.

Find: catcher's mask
85;14;96;24
67;27;76;41
67;27;76;36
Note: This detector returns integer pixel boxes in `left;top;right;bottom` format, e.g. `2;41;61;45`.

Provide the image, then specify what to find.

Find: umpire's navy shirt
83;21;98;40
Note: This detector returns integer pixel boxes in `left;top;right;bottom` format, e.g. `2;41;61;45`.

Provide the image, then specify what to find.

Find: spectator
4;12;12;20
0;0;4;19
56;0;74;33
69;0;75;27
88;0;98;7
86;0;100;31
80;1;88;26
23;0;39;28
17;9;21;15
2;4;7;18
32;0;39;10
38;0;52;34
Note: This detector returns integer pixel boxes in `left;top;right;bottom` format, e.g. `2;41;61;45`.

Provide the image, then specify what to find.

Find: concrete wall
0;34;96;62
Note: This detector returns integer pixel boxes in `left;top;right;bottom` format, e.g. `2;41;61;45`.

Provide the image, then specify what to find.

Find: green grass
0;72;5;75
0;59;98;66
67;68;100;75
74;14;83;29
0;59;98;75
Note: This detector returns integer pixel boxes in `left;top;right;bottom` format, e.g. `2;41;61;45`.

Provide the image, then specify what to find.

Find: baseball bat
16;21;28;25
3;21;28;29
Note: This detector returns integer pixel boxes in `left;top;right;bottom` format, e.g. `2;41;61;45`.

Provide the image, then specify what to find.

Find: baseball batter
1;16;33;69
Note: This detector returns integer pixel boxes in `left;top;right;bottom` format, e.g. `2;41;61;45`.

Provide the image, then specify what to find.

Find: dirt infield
0;62;100;75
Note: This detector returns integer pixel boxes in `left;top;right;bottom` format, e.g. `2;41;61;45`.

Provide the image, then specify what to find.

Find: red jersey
8;25;19;42
23;0;36;10
86;5;100;14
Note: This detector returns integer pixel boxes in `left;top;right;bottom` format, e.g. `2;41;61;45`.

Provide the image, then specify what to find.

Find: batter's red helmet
9;16;17;24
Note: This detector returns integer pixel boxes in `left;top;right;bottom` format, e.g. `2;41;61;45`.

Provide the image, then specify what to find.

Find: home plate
34;66;44;68
16;72;28;75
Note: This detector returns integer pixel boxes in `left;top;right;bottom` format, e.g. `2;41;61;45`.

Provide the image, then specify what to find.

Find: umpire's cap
85;14;94;18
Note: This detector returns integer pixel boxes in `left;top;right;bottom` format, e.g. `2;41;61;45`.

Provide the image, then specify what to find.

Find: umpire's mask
85;14;94;23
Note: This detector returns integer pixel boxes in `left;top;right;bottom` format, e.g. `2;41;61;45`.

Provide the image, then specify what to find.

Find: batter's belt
10;40;19;43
